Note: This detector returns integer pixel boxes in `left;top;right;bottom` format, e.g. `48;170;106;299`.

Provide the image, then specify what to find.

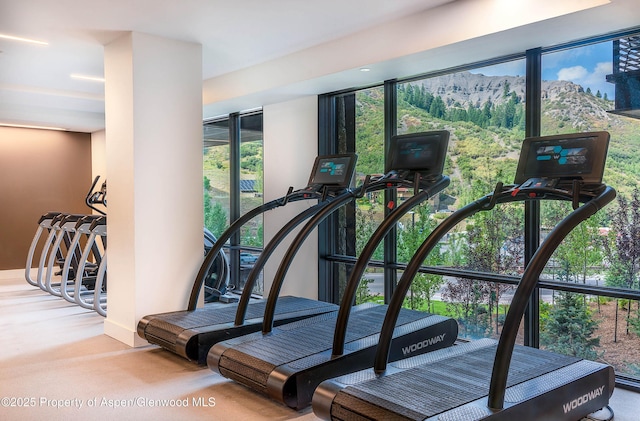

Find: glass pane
239;112;264;295
239;113;264;247
353;88;386;257
541;39;640;290
333;261;384;305
541;36;640;380
203;119;230;238
202;113;265;298
202;119;231;303
542;200;606;285
400;271;520;343
540;292;640;381
396;60;527;276
397;62;526;206
331;89;385;300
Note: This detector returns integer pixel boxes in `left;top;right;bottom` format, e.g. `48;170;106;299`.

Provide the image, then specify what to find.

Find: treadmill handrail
234;200;333;325
260;174;443;333
488;185;616;410
372;184;611;374
372;190;497;374
260;189;360;333
188;188;322;310
237;176;375;325
331;175;450;356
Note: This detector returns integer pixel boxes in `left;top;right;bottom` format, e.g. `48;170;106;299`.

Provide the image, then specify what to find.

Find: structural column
263;97;319;299
104;32;203;346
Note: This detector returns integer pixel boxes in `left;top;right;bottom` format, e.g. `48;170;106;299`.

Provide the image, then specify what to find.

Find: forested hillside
354;71;640;207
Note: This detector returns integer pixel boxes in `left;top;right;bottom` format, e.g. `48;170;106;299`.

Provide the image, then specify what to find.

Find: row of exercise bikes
24;175;231;317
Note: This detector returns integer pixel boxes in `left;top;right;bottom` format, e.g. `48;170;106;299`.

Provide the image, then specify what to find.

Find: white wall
91;130;107;217
91;130;107;182
262;96;319;299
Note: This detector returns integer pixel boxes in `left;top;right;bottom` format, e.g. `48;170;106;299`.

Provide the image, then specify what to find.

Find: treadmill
313;131;616;421
209;131;458;410
137;154;359;363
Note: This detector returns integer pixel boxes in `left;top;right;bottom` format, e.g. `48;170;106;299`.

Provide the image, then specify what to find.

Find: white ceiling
1;0;639;133
0;0;455;132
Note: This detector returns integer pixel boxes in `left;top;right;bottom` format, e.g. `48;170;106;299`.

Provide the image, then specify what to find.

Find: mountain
354;71;640;199
417;72;527;107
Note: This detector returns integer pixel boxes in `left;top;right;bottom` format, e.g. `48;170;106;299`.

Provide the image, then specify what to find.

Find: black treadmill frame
313;182;616;420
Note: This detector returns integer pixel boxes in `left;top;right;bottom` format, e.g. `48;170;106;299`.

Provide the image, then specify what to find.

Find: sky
471;41;616;99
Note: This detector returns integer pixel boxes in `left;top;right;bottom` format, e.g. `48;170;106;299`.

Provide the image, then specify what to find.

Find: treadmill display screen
386;131;449;176
309;154;357;187
514;131;610;185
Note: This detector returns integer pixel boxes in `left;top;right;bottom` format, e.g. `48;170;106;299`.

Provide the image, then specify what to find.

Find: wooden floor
1;271;637;421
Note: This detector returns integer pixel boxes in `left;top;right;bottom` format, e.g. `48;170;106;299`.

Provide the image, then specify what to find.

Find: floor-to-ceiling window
394;60;527;340
540;37;640;385
319;28;640;389
323;88;386;303
203;110;264;298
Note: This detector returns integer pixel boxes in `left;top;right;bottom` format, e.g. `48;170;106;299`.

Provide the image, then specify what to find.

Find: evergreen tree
406;83;415;105
429;96;447;119
204;176;229;238
540;291;601;360
206;201;228;238
482;101;492;123
502;80;511;98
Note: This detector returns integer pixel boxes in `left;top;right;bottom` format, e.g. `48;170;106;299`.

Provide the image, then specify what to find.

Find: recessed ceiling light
71;74;105;83
0;123;66;131
360;68;371;72
0;33;48;46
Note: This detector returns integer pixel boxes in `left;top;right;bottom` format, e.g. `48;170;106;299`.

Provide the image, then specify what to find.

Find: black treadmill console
514;131;610;189
386;131;449;181
306;154;357;191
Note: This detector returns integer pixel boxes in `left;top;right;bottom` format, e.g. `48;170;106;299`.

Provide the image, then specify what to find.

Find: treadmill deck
138;296;338;363
210;304;458;408
318;339;614;421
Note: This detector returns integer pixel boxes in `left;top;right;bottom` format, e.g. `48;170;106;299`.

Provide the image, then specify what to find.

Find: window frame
318;26;640;391
203;109;264;295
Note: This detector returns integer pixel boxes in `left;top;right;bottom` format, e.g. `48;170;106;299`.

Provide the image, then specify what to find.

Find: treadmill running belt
141;296;337;356
215;304;451;392
331;343;581;420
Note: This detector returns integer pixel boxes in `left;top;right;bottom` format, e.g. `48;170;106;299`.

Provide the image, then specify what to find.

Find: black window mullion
523;48;542;348
318;93;357;304
383;80;398;303
229;112;241;286
317;94;334;302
